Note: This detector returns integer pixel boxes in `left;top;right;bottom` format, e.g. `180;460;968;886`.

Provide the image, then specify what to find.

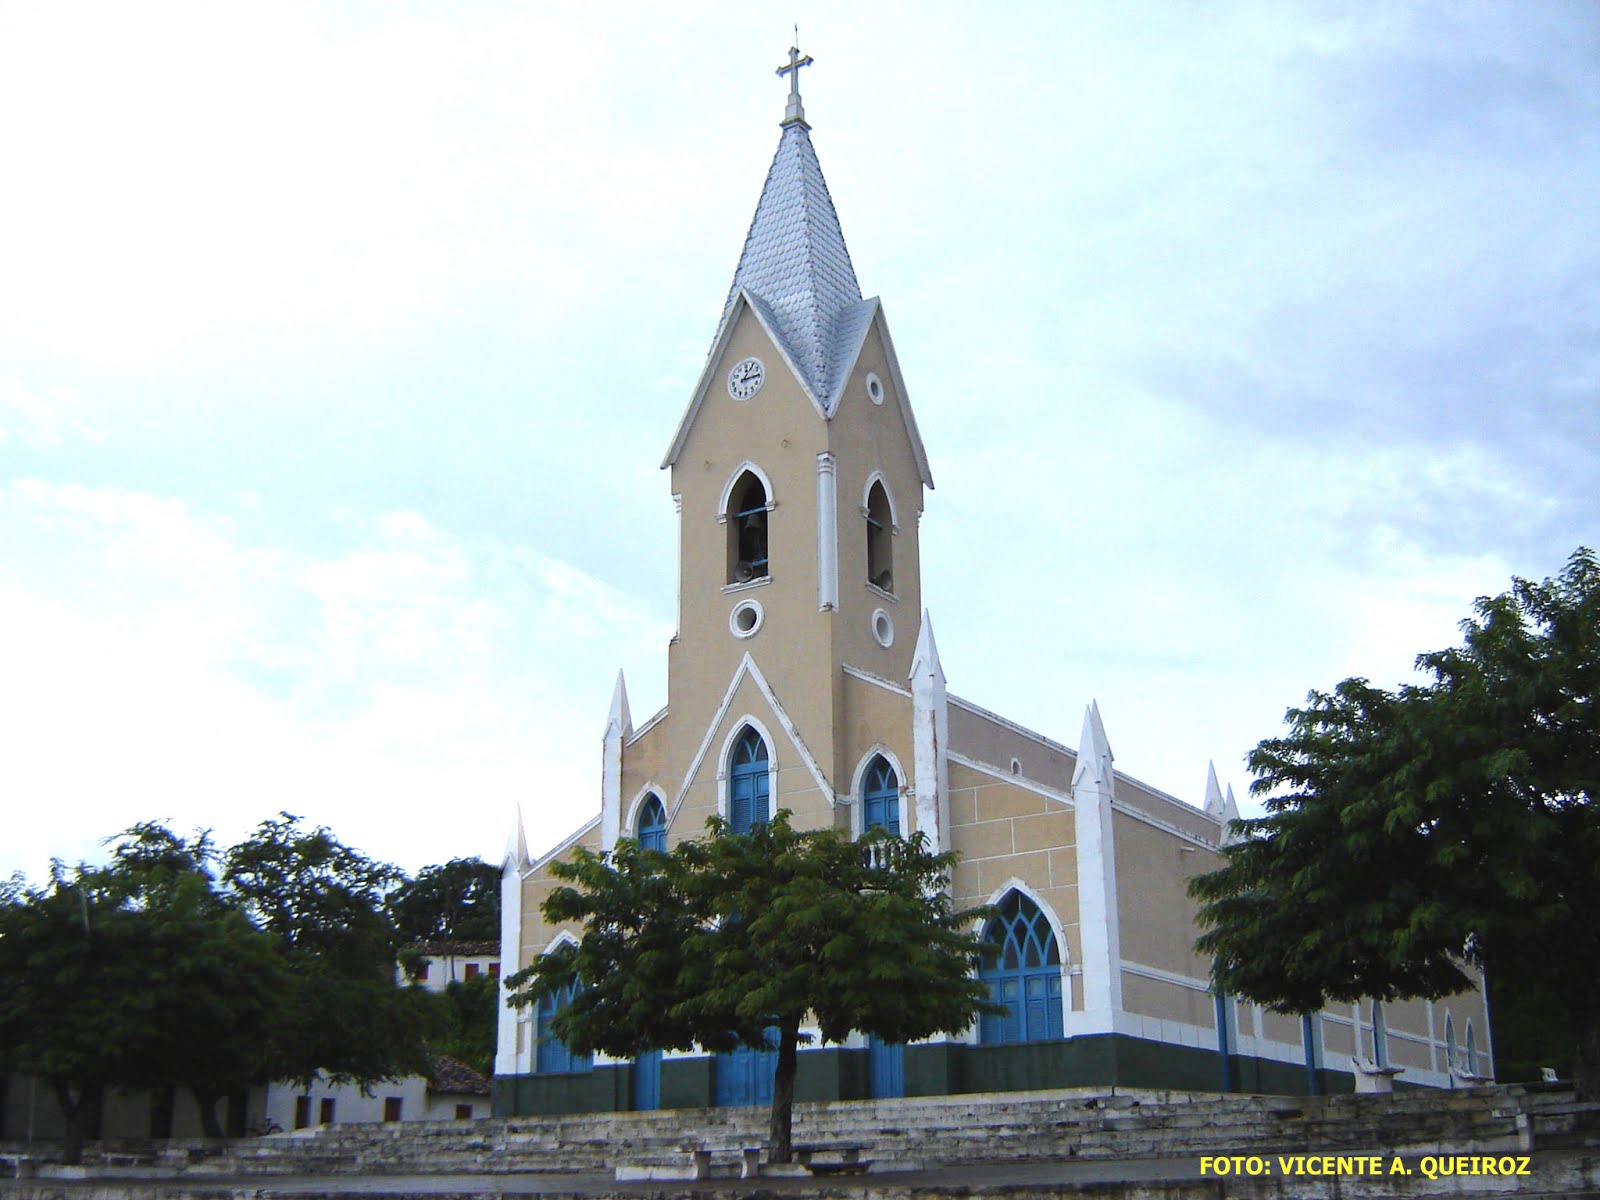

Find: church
493;48;1493;1116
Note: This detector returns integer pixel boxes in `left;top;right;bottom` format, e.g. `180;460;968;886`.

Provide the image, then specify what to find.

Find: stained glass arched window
978;890;1063;1044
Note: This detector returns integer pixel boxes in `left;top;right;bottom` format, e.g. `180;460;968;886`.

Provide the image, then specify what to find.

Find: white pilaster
495;806;529;1077
815;452;838;611
909;610;950;853
601;670;631;853
1070;701;1124;1031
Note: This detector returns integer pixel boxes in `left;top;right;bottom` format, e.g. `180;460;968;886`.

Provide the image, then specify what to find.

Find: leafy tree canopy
507;812;997;1161
388;857;501;944
223;813;430;1088
1190;549;1600;1096
0;825;290;1157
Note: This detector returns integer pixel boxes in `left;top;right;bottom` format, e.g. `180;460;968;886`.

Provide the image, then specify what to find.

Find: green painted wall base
493;1034;1359;1117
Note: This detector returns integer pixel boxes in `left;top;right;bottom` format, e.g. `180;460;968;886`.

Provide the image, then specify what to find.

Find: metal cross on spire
776;38;814;128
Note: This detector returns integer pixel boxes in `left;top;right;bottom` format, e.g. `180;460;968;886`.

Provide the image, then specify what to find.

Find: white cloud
0;481;672;880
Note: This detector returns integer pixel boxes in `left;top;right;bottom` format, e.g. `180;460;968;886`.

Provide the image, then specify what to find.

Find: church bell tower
658;46;937;798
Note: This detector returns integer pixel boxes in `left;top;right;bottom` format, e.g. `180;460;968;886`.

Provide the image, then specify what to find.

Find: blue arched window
637;794;666;851
862;756;900;835
728;728;770;835
536;980;590;1074
979;891;1063;1044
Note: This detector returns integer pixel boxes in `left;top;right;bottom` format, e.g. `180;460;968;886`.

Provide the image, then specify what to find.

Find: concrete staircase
107;1083;1591;1178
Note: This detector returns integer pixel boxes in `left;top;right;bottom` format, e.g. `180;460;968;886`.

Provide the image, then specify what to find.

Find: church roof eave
661;287;829;470
829;299;935;490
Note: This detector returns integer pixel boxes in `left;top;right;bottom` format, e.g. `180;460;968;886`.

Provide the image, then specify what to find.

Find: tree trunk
766;1016;801;1165
190;1085;225;1140
1575;1015;1600;1103
52;1079;102;1167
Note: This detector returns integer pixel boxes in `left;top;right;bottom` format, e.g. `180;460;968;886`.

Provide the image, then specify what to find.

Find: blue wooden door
633;1049;661;1111
714;1043;775;1107
868;1036;904;1098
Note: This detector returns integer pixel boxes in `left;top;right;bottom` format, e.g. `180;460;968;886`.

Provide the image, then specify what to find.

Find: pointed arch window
536;981;591;1074
1465;1021;1478;1077
865;479;893;593
979;890;1063;1044
728;727;770;835
637;794;666;852
727;472;770;584
862;756;900;835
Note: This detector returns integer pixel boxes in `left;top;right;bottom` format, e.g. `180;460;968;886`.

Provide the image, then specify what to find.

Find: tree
388;857;501;944
417;975;499;1079
1190;549;1600;1097
223;813;431;1088
0;825;289;1158
508;812;996;1162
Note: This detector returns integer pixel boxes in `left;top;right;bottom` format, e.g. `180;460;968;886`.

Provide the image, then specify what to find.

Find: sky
2;2;1596;882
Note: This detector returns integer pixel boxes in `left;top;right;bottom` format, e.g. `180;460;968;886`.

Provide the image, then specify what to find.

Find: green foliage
416;975;498;1079
223;813;430;1089
0;825;289;1155
1190;549;1600;1095
388;857;501;943
507;811;995;1159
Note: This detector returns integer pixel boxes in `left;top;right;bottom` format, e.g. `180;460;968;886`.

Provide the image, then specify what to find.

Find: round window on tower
730;599;764;640
871;608;894;648
866;372;885;405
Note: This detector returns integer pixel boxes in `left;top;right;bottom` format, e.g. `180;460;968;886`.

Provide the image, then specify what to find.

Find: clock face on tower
727;356;765;400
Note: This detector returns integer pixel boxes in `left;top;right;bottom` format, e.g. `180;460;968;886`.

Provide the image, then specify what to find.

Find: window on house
454;1104;474;1120
727;472;769;584
728;727;771;835
293;1096;311;1130
319;1098;336;1125
383;1097;402;1122
464;963;480;980
536;980;592;1074
406;959;428;983
866;479;893;592
861;756;900;835
488;962;500;979
637;793;667;851
978;890;1063;1045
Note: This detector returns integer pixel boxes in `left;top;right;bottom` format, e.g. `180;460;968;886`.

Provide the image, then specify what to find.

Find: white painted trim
624;786;667;841
842;663;911;697
871;607;894;648
862;471;901;531
846;745;908;837
540;929;579;956
949;693;1077;759
869;303;935;489
666;653;835;826
728;598;764;639
948;750;1073;806
717;461;777;520
1119;960;1212;993
816;452;838;611
715;716;779;827
662;290;831;470
526;814;601;876
495;850;525;1076
625;705;668;747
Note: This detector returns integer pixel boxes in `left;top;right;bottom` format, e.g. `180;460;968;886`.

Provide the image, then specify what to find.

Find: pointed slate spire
1071;700;1116;792
718;48;863;403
